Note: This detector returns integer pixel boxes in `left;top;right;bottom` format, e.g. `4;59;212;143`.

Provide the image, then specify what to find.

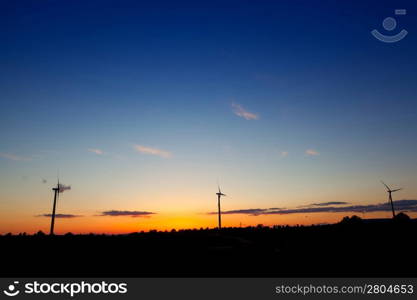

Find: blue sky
1;0;417;232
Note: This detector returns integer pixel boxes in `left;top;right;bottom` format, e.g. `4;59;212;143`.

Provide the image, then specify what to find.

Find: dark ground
1;216;416;277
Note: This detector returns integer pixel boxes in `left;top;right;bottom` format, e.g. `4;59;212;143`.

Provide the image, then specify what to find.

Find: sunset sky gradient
1;0;417;234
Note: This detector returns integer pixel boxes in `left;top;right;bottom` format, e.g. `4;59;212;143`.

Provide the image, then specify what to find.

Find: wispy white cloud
88;148;104;155
280;151;288;158
134;145;172;158
305;149;319;156
0;152;31;161
231;102;259;120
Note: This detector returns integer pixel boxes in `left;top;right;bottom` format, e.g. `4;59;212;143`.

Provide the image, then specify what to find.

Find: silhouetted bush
340;215;363;225
394;212;411;223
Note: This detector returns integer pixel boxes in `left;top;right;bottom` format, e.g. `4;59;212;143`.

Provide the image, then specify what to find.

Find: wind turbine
216;186;226;230
381;181;402;218
49;179;71;235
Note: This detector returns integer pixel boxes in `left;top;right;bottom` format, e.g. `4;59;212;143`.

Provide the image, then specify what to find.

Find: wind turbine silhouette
381;181;402;218
50;178;71;235
50;180;59;235
216;186;226;230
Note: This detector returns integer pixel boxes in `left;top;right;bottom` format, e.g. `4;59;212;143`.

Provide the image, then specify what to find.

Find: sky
1;0;417;234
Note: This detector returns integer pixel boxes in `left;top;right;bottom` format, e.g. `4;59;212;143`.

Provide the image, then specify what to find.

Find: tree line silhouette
1;214;416;277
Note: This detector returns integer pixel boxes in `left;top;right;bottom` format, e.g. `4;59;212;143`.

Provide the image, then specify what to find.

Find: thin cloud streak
134;145;172;158
297;201;349;208
38;214;82;218
88;148;104;155
231;102;259;120
208;200;417;216
100;210;156;217
280;151;288;158
0;152;31;161
310;201;349;207
305;149;319;156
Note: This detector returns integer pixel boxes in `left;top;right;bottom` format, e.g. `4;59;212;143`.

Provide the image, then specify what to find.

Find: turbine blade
380;180;391;191
391;188;402;192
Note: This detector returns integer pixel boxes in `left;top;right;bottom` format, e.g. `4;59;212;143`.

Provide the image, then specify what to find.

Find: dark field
2;217;416;277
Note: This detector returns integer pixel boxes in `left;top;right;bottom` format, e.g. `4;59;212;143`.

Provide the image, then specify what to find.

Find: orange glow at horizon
1;210;416;235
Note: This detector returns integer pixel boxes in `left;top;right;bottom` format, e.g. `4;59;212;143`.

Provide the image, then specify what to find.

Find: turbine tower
50;180;71;235
381;181;402;218
216;186;226;230
50;182;59;235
